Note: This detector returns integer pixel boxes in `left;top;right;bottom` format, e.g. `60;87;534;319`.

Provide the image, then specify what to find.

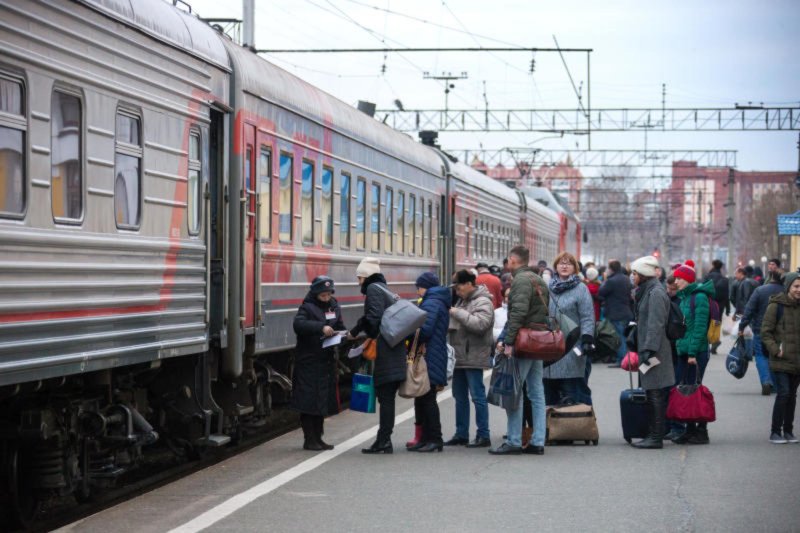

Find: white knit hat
586;267;599;281
356;257;381;278
631;255;660;277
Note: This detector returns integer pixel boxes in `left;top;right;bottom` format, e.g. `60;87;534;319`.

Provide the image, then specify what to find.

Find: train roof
77;0;230;70
520;186;581;222
441;157;522;205
222;42;444;176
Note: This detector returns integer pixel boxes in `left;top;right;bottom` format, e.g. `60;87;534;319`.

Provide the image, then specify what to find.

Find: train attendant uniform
291;276;345;451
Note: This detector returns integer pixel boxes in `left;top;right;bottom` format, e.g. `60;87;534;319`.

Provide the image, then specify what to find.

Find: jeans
414;387;442;444
612;320;629;364
771;372;800;434
375;381;401;442
671;351;710;433
452;368;490;439
506;358;546;447
753;334;776;387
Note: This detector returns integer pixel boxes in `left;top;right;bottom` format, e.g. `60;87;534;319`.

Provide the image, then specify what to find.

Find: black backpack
666;299;687;341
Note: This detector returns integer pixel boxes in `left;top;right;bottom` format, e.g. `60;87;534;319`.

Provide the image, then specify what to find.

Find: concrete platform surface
58;336;800;533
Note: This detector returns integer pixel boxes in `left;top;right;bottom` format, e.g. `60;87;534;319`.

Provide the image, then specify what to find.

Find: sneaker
488;442;522;455
770;432;788;444
784;431;799;443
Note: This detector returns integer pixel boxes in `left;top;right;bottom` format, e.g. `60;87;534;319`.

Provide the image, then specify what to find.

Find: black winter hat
310;276;335;295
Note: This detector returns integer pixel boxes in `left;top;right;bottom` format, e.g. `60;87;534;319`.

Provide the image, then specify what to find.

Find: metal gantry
455;148;737;168
378;107;799;133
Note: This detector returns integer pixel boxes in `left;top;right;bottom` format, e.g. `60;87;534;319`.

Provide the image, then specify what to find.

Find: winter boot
632;389;664;449
406;424;423;449
301;415;323;451
314;416;333;450
687;423;709;445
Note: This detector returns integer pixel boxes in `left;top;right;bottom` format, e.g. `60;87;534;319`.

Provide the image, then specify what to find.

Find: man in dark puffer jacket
408;272;451;452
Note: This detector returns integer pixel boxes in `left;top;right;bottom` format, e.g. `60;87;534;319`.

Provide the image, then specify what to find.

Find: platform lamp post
761;255;768;277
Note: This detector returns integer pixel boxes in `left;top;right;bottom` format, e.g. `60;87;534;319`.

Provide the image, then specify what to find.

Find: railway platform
57;336;799;533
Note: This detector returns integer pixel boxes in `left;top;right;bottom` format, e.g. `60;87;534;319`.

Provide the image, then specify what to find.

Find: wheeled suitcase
546;403;599;445
619;369;649;443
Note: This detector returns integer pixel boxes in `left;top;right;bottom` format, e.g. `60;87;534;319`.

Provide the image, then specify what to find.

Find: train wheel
4;443;40;529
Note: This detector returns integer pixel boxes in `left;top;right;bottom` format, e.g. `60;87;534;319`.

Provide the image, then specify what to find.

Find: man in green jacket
672;264;715;445
491;245;549;456
761;272;800;444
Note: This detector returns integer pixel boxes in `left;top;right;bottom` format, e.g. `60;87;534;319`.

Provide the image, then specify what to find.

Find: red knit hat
684;259;695;269
674;265;696;283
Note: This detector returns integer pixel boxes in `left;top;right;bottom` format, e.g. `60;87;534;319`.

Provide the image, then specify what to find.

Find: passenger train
0;0;579;523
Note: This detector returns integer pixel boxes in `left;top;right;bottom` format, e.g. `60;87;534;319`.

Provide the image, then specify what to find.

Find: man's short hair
770;258;782;268
510;246;530;265
744;265;754;276
735;267;746;275
608;260;622;273
712;259;723;270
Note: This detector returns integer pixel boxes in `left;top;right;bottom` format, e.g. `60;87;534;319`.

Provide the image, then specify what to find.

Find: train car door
242;123;257;329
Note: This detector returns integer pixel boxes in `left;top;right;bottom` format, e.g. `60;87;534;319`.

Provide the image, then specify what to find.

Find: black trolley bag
619;366;649;443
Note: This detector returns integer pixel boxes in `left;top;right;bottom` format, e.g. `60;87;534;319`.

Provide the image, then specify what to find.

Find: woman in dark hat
291;276;346;450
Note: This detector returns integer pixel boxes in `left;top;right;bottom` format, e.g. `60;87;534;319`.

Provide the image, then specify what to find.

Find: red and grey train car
0;0;577;522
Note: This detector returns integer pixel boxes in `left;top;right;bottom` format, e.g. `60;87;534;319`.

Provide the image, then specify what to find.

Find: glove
638;350;655;365
580;335;595;355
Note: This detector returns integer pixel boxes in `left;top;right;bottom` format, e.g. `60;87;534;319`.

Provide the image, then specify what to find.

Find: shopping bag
725;337;751;379
487;356;522;409
666;374;716;423
351;363;376;413
446;344;456;382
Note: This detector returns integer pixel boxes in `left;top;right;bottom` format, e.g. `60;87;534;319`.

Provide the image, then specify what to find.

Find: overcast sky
189;0;799;174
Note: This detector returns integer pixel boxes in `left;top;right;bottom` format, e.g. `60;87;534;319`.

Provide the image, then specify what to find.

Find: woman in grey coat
544;252;597;405
630;255;675;449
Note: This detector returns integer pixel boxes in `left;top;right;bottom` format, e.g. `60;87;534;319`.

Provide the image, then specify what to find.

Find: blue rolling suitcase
619;369;649;443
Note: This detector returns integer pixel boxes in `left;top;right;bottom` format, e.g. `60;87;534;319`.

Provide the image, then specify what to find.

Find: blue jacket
739;281;784;334
418;286;451;387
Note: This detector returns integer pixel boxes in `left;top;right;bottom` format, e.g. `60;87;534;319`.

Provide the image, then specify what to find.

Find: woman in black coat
291;276;345;451
347;257;407;454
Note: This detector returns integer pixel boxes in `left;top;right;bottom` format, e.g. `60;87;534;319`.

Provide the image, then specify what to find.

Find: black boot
632;389;665;449
688;423;709;445
414;441;443;453
361;438;393;454
314;416;334;450
301;415;324;451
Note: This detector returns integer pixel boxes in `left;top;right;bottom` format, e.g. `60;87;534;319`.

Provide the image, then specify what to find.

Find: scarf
549;274;581;295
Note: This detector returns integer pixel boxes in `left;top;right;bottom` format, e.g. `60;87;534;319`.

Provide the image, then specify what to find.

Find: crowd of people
288;249;799;453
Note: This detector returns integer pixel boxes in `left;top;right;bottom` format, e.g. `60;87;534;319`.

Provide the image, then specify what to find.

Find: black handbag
624;322;637;352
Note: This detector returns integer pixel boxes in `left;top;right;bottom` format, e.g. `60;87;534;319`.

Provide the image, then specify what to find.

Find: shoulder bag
514;282;566;362
398;330;431;398
666;368;716;423
375;285;428;348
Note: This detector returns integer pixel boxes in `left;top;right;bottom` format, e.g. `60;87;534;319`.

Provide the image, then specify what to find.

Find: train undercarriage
0;351;294;529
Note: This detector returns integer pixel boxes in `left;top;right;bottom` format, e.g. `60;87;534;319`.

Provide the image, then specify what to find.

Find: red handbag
513;283;566;362
666;372;716;423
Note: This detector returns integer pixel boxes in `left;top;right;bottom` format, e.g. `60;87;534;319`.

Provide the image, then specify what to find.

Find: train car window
397;191;405;254
432;203;438;259
420;197;425;257
0;75;25;217
340;172;350;249
279;153;293;242
427;201;433;258
187;130;202;235
114;110;142;229
52;89;83;222
371;182;380;252
301;160;314;244
384;188;393;253
408;194;416;255
355;177;366;250
259;147;272;241
321;166;333;246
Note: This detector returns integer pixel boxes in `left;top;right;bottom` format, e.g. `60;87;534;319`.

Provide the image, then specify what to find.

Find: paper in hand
322;335;343;349
347;343;364;359
639;357;660;375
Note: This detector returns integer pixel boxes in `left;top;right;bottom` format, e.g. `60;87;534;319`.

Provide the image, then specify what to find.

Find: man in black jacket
704;259;730;354
733;267;759;317
598;260;634;367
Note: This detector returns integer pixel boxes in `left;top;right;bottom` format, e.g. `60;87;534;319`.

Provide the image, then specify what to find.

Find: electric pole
726;167;736;269
423;71;468;120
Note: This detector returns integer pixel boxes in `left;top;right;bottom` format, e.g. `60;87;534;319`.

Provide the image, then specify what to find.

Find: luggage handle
626;360;641;391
